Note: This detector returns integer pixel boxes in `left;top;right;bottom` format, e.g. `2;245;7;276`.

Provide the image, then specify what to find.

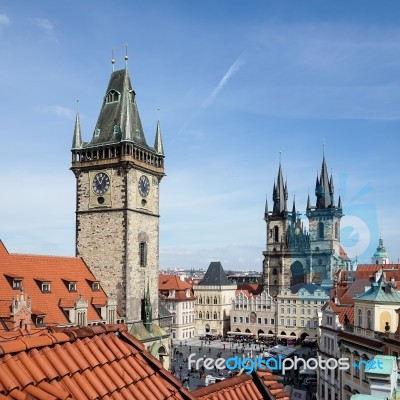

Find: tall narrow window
318;222;324;239
274;226;279;242
358;309;362;327
335;222;338;239
140;242;147;267
367;310;372;330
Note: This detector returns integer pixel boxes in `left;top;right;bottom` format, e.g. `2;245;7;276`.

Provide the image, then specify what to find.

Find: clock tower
71;64;165;324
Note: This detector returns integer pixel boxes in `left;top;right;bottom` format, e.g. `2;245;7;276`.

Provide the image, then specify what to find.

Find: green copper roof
129;321;168;342
355;275;400;303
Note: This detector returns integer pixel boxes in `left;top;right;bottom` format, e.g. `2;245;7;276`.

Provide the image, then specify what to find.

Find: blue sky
1;1;399;270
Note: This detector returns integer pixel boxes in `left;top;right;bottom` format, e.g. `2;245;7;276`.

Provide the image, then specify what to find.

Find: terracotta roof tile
0;242;108;326
0;324;195;400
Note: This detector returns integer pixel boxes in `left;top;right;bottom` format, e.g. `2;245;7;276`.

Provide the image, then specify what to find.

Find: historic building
159;274;196;340
0;240;117;329
317;262;400;400
230;289;277;339
70;59;170;365
262;155;350;297
71;62;164;323
194;262;237;337
276;283;329;343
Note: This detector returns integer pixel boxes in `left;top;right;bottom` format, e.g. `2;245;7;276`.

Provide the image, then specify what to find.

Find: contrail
202;53;246;108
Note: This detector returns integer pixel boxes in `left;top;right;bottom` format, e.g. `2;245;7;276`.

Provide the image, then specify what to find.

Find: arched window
367;310;372;330
214;297;217;305
213;312;217;320
274;226;279;242
358;309;362;327
206;312;209;319
199;297;202;304
106;90;120;103
318;222;324;239
272;268;278;275
206;297;210;305
199;311;202;319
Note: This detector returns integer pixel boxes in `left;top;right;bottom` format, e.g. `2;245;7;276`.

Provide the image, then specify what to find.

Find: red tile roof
0;241;108;326
191;370;290;400
159;274;195;301
0;323;195;400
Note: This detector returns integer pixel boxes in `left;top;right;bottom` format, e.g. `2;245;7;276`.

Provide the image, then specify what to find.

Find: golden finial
111;48;115;71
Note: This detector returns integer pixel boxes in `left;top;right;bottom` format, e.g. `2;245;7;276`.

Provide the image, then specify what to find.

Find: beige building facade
230;290;277;338
194;262;237;337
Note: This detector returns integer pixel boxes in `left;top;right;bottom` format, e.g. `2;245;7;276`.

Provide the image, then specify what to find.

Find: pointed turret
72;112;83;149
338;194;342;210
306;193;311;210
264;194;269;221
292;196;297;223
143;281;153;333
272;163;288;215
154;120;164;155
316;155;334;209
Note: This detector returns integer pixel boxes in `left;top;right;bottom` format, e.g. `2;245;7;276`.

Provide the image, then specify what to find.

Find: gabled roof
0;241;108;325
289;283;328;295
0;324;195;400
159;274;195;300
199;262;233;286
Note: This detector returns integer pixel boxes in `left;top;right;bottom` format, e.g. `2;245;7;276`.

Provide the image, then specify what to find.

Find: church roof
199;262;233;286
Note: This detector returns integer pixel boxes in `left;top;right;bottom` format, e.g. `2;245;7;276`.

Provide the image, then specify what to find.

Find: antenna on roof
76;99;79;113
125;43;129;68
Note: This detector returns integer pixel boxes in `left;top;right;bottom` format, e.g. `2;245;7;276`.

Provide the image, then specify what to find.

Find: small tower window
139;242;147;267
274;226;279;242
318;222;324;239
106;90;120;103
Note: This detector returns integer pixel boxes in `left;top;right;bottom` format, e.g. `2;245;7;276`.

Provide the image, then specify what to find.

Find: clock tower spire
71;61;165;325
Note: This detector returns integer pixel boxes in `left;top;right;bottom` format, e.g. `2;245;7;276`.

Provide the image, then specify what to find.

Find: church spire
154;120;164;155
264;194;269;221
72;111;83;150
272;161;288;215
315;153;334;209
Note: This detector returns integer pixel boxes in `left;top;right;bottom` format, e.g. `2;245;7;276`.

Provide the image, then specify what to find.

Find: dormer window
41;282;51;292
92;282;100;291
12;279;22;290
106;90;120;104
69;282;77;292
169;289;175;298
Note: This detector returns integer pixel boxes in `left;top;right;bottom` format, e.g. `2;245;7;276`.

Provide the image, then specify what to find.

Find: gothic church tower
306;155;343;282
71;63;165;324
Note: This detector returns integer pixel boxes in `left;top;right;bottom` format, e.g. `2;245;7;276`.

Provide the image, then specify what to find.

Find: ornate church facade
262;155;351;297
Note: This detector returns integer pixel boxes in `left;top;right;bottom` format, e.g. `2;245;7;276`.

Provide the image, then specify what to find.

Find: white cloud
202;53;246;108
0;14;10;27
33;18;58;42
34;105;74;118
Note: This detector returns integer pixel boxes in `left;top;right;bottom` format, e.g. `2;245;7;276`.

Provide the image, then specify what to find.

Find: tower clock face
138;175;150;197
92;172;110;195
